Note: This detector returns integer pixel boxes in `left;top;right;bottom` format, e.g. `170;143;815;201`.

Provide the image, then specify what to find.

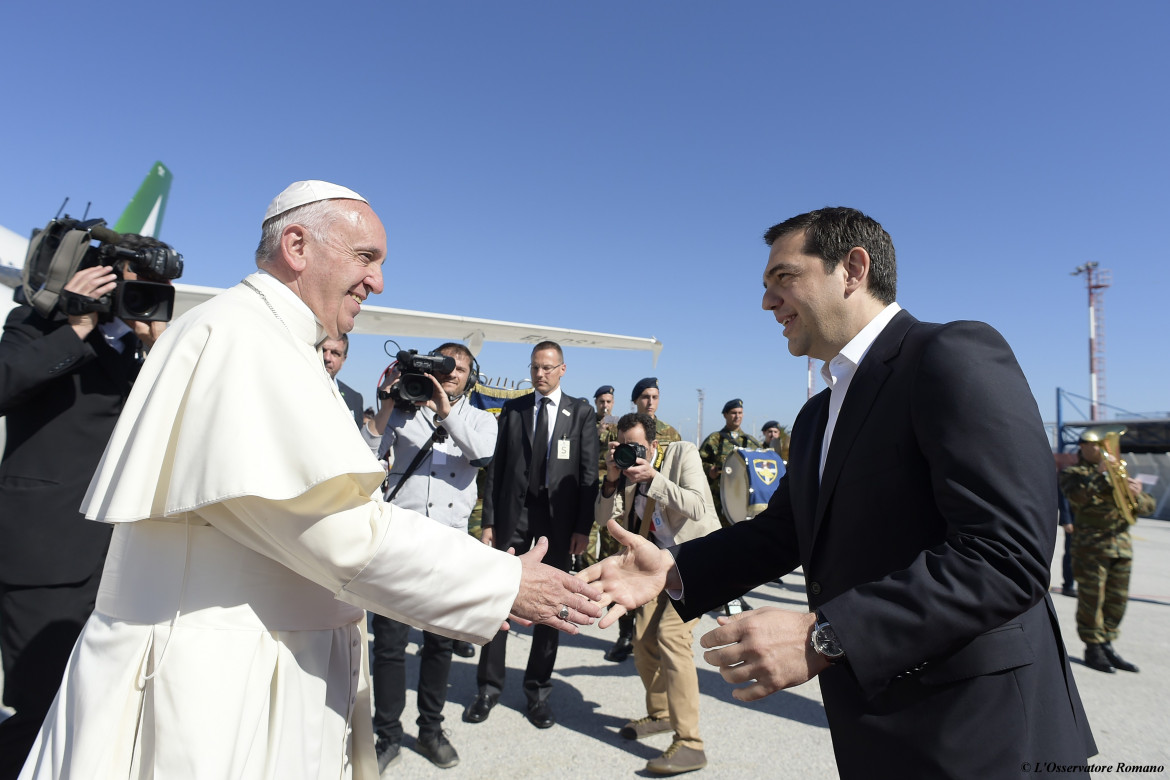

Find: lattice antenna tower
1071;262;1111;421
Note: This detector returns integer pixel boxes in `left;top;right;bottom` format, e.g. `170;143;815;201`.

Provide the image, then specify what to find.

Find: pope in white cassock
18;181;604;779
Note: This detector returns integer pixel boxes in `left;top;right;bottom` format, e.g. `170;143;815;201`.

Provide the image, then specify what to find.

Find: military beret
722;398;743;414
762;420;780;431
631;377;658;402
594;385;615;399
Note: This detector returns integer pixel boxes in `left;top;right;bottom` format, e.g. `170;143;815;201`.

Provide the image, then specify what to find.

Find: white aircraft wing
172;284;662;362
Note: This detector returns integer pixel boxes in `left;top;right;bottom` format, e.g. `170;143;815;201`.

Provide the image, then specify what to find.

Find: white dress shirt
818;303;902;479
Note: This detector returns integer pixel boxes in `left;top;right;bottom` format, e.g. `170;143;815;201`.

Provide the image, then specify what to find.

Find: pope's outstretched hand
575;519;678;629
510;536;605;634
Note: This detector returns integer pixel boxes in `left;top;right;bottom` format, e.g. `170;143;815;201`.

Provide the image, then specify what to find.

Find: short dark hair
436;341;473;365
334;332;349;356
763;207;896;305
531;340;563;361
616;412;657;443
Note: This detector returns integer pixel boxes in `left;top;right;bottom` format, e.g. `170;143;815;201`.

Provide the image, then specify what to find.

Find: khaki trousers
634;592;703;749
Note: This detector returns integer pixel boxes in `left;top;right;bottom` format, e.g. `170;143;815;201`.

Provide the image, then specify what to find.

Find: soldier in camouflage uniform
587;386;619;568
697;399;762;615
631;377;683;446
761;419;790;460
1058;428;1155;674
594;385;619;490
699;399;762;529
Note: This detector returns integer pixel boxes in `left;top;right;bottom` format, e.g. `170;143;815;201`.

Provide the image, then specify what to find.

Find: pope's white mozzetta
20;261;522;777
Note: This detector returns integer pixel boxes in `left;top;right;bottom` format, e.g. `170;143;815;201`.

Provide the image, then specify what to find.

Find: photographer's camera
613;442;647;470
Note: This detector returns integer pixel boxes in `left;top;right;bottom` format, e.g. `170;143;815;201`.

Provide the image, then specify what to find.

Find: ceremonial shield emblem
752;458;779;486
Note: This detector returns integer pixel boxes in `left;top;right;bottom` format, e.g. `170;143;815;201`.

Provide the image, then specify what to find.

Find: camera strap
385;423;447;503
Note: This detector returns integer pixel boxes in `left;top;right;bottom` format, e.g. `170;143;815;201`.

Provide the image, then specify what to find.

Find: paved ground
3;519;1168;778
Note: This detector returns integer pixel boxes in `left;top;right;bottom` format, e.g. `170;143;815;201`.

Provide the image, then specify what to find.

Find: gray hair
254;199;344;267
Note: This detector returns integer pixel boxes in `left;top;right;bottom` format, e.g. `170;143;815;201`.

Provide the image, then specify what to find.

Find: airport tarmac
2;519;1167;778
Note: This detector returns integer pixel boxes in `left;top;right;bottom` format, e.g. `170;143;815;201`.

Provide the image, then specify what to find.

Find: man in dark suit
0;254;166;780
465;340;598;729
582;208;1096;777
322;333;364;427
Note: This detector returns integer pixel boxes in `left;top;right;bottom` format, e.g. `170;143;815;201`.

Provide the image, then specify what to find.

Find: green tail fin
112;161;173;237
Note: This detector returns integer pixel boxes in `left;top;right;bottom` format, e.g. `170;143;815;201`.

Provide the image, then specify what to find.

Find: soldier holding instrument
1059;426;1155;674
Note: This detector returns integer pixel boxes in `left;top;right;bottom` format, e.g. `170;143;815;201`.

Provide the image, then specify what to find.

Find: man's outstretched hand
509;536;604;634
575;519;677;628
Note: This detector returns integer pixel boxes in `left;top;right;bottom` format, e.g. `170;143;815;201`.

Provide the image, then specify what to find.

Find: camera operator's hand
419;373;453;419
382;365;402;394
604;441;623;482
63;266;117;341
123;319;166;350
371;365;403;437
622;457;658;485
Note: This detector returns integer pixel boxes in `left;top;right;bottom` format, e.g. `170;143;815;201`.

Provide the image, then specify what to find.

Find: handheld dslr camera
612;442;647;470
386;349;455;407
22;216;183;322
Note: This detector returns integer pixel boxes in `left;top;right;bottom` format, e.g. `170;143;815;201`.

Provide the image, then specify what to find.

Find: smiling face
296;201;387;339
436;349;472;396
761;229;853;361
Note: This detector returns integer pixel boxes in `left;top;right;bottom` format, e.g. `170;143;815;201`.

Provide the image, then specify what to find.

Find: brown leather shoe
646;740;707;775
620;715;673;740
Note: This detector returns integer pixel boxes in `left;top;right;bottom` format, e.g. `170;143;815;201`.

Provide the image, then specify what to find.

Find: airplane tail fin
112;161;172;238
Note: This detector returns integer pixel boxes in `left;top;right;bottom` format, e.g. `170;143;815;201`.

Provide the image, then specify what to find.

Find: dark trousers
371;615;454;741
477;494;568;706
0;566;102;780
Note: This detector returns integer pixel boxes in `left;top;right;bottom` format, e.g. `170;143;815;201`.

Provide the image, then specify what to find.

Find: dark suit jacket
483;390;598;564
672;311;1095;777
336;378;364;428
0;305;142;585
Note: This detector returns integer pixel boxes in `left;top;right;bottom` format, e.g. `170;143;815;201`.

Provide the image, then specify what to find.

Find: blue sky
2;1;1165;443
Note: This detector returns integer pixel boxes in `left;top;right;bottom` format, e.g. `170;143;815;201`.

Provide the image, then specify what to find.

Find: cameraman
0;237;169;779
596;412;720;776
367;342;497;771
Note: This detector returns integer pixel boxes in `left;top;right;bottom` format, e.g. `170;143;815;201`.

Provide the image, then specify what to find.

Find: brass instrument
1080;425;1138;524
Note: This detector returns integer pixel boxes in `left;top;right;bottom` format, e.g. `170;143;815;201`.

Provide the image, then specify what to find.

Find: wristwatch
811;611;845;664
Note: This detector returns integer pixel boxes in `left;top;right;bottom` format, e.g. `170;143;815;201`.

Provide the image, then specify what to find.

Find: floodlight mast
696;389;704;446
1071;262;1111;421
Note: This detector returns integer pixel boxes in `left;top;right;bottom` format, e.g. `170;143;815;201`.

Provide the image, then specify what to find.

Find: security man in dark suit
0;245;168;779
321;333;364;427
464;340;598;730
582;208;1095;778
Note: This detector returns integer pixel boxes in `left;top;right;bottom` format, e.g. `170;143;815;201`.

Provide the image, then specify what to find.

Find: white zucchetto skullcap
264;180;368;222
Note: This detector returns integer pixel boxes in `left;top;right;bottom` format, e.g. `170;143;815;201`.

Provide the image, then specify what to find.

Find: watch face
814;624;844;659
